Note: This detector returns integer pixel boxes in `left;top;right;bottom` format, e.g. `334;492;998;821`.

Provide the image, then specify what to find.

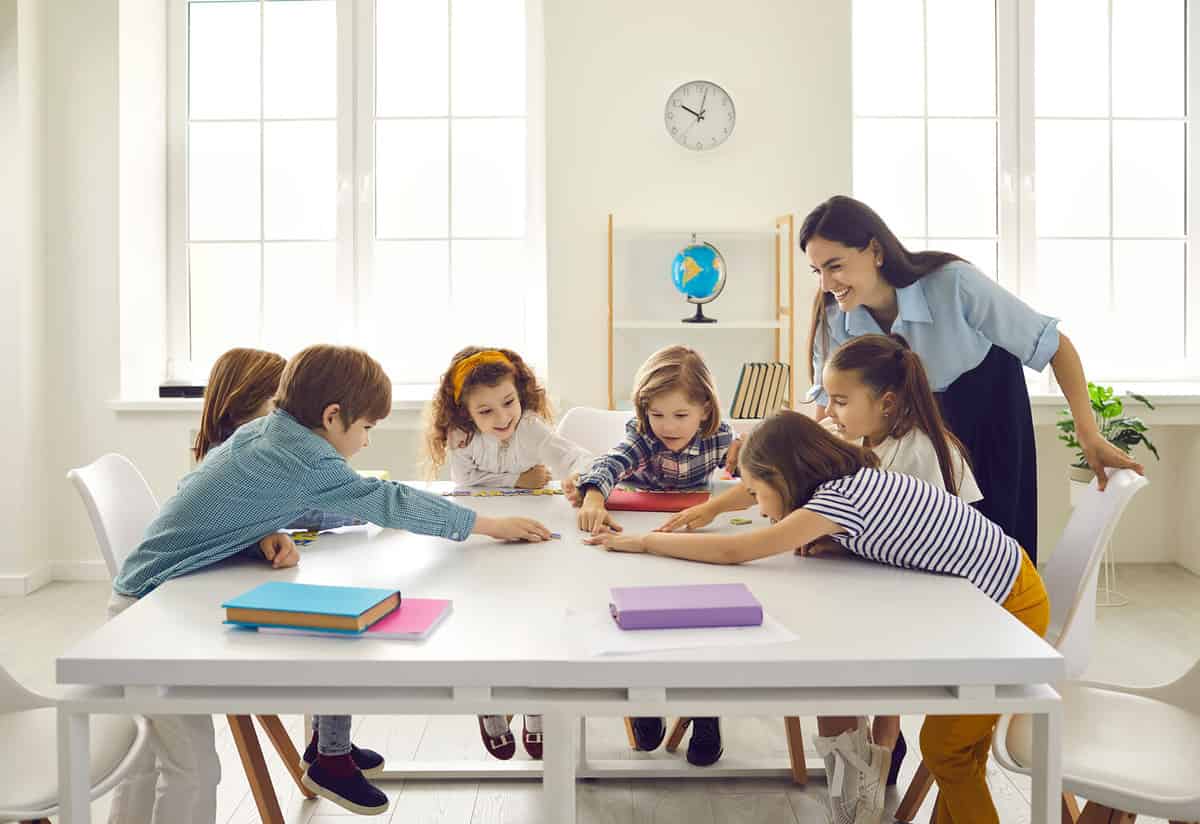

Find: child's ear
321;403;342;430
879;391;898;418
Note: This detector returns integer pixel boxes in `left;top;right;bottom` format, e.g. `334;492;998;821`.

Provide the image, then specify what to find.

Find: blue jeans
312;714;352;756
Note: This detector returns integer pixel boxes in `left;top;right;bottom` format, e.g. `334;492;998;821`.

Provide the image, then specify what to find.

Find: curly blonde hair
422;346;553;477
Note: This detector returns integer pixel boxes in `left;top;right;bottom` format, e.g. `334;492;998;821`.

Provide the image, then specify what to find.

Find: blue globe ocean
671;243;725;302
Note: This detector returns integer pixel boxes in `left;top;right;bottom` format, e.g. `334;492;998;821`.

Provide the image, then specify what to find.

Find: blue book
222;581;400;633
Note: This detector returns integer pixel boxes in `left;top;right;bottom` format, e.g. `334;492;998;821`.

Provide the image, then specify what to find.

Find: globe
670;240;727;323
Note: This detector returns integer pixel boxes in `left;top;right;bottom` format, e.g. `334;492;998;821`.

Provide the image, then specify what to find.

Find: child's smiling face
465;378;522;441
644;389;707;452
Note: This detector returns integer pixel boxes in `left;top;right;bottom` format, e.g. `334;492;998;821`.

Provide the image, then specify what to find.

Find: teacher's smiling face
806;234;890;313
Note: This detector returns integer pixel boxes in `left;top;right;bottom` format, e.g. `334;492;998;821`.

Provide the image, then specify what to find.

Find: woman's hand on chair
1078;430;1145;490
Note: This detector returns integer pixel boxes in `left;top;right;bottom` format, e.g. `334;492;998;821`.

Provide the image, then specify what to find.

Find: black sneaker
686;717;723;767
887;729;907;786
630;716;666;751
302;736;385;778
301;761;389;816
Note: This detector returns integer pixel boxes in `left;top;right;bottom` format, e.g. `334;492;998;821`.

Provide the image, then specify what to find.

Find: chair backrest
0;664;50;714
1041;468;1148;679
66;453;160;580
556;407;635;456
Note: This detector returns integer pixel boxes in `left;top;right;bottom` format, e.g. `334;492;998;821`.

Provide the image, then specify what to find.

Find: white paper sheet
565;606;798;657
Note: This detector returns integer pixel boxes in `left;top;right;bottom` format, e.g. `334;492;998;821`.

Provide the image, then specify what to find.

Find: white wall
28;0;1200;584
0;0;48;593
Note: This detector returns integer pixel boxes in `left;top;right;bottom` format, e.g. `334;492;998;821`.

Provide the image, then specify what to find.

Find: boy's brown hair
631;345;722;437
276;344;392;429
423;346;552;475
195;348;286;461
739;409;879;512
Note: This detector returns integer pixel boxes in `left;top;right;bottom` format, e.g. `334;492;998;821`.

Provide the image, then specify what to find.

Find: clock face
664;80;735;151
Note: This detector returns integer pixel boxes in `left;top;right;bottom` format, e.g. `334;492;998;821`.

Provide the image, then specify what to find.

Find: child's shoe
629;716;666;751
302;754;389;816
301;732;385;777
685;717;723;767
813;719;890;824
522;714;543;759
887;729;906;786
477;714;516;760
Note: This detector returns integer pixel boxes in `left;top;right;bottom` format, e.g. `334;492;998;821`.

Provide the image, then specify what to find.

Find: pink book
609;583;762;630
256;598;452;640
606;488;711;512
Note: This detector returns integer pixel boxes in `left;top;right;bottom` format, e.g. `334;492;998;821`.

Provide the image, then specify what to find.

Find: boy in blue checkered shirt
110;345;551;820
565;345;732;767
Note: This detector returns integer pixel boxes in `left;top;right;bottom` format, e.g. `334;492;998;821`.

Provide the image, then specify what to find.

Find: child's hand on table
724;437;742;474
585;532;645;553
474;516;554;542
562;473;581;505
259;533;300;569
657;502;716;533
796;537;846;558
516;464;551;489
578;489;622;535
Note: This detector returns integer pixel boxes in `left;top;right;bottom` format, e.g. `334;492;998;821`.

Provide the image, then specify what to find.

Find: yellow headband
452;350;512;402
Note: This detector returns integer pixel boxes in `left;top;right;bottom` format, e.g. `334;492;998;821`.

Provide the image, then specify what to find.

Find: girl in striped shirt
590;410;1049;824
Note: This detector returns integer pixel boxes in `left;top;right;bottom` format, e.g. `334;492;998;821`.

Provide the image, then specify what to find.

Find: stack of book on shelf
729;362;790;419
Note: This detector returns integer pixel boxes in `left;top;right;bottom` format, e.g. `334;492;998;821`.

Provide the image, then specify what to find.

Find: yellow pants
920;549;1050;824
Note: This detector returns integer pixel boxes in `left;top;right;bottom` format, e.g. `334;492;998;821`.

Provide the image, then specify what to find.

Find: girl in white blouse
423;346;593;761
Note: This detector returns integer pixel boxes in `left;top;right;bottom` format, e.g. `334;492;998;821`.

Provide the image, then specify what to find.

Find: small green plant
1057;382;1159;470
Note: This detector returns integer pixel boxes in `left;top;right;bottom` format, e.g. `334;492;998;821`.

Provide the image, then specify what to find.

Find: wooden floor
3;563;1197;823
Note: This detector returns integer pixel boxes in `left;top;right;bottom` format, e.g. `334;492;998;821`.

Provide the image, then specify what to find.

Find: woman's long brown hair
828;334;971;494
194;348;286;461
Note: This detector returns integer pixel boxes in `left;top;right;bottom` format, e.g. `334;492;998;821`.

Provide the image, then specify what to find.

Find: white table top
57;491;1063;691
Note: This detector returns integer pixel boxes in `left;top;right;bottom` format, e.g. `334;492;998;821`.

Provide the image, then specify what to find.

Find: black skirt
936;345;1039;563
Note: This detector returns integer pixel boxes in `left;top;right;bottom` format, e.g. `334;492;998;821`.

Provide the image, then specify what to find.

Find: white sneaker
814;719;891;824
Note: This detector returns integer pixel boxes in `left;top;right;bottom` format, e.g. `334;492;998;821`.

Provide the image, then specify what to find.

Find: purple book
609;583;763;630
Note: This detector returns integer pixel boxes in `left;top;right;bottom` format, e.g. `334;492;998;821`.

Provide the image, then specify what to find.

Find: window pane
376;120;449;238
263;0;336;119
853;118;925;237
927;120;996;237
1112;0;1184;117
377;0;448;117
852;0;923;116
189;1;259;120
451;0;525;116
189;122;261;241
263;121;337;240
1113;240;1184;363
1035;0;1107;116
929;239;998;281
1036;240;1112;364
262;242;337;356
1112;120;1184;238
927;0;995;116
189;243;261;370
452;240;527;349
370;241;454;382
1035;121;1109;237
451;119;526;237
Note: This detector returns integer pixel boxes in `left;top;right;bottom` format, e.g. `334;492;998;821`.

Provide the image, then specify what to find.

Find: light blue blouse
807;260;1060;407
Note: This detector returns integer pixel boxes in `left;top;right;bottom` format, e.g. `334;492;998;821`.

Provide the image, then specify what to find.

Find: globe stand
682;303;718;323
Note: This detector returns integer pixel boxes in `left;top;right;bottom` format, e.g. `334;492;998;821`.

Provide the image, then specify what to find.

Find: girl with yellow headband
423;345;594;760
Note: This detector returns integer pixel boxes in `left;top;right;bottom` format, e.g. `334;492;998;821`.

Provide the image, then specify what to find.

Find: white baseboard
50;560;111;582
0;564;53;596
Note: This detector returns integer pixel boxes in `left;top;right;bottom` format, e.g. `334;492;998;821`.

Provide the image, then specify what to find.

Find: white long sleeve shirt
449;412;594;488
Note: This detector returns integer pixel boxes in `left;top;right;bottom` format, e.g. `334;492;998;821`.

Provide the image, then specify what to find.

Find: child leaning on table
110;344;552;820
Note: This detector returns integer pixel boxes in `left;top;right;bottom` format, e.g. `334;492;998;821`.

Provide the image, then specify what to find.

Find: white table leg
1030;704;1062;824
58;706;91;824
542;712;578;824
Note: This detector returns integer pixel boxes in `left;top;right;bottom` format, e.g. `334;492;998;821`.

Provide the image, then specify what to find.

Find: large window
171;0;544;387
853;0;1197;385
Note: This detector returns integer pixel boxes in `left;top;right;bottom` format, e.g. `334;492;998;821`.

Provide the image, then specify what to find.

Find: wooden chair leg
1077;803;1137;824
664;717;690;753
255;714;317;799
1062;792;1082;824
623;716;638;749
228;714;284;824
894;759;935;823
783;716;808;786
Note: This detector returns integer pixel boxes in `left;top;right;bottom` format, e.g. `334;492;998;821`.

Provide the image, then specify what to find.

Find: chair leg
894;759;935;823
255;714;317;799
623;716;638;749
21;819;51;823
664;717;690;753
783;716;808;786
228;714;284;824
1077;803;1137;824
1063;792;1082;823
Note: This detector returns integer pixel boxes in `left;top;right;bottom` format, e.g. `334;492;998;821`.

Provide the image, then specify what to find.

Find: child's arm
588;508;842;565
575;425;654;499
526;416;594;481
657;484;756;532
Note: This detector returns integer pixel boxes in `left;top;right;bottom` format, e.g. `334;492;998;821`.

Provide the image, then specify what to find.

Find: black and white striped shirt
803;468;1022;603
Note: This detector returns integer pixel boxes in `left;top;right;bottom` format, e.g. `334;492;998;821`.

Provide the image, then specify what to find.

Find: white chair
67;454;314;823
0;664;150;824
896;468;1151;822
555;406;633;456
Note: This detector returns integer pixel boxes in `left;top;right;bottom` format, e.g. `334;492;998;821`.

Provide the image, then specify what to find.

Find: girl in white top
589;410;1048;824
423;346;593;762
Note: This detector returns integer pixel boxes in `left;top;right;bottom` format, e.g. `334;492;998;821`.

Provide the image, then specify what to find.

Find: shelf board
613;320;785;330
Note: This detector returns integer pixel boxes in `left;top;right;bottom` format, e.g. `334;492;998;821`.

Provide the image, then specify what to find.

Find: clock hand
699;86;709;114
681;104;703;120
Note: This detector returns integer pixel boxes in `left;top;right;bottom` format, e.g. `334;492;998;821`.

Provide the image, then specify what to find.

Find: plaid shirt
114;410;476;598
577;418;734;498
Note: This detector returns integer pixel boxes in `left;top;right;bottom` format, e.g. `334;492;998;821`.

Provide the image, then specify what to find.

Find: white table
56;490;1064;823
